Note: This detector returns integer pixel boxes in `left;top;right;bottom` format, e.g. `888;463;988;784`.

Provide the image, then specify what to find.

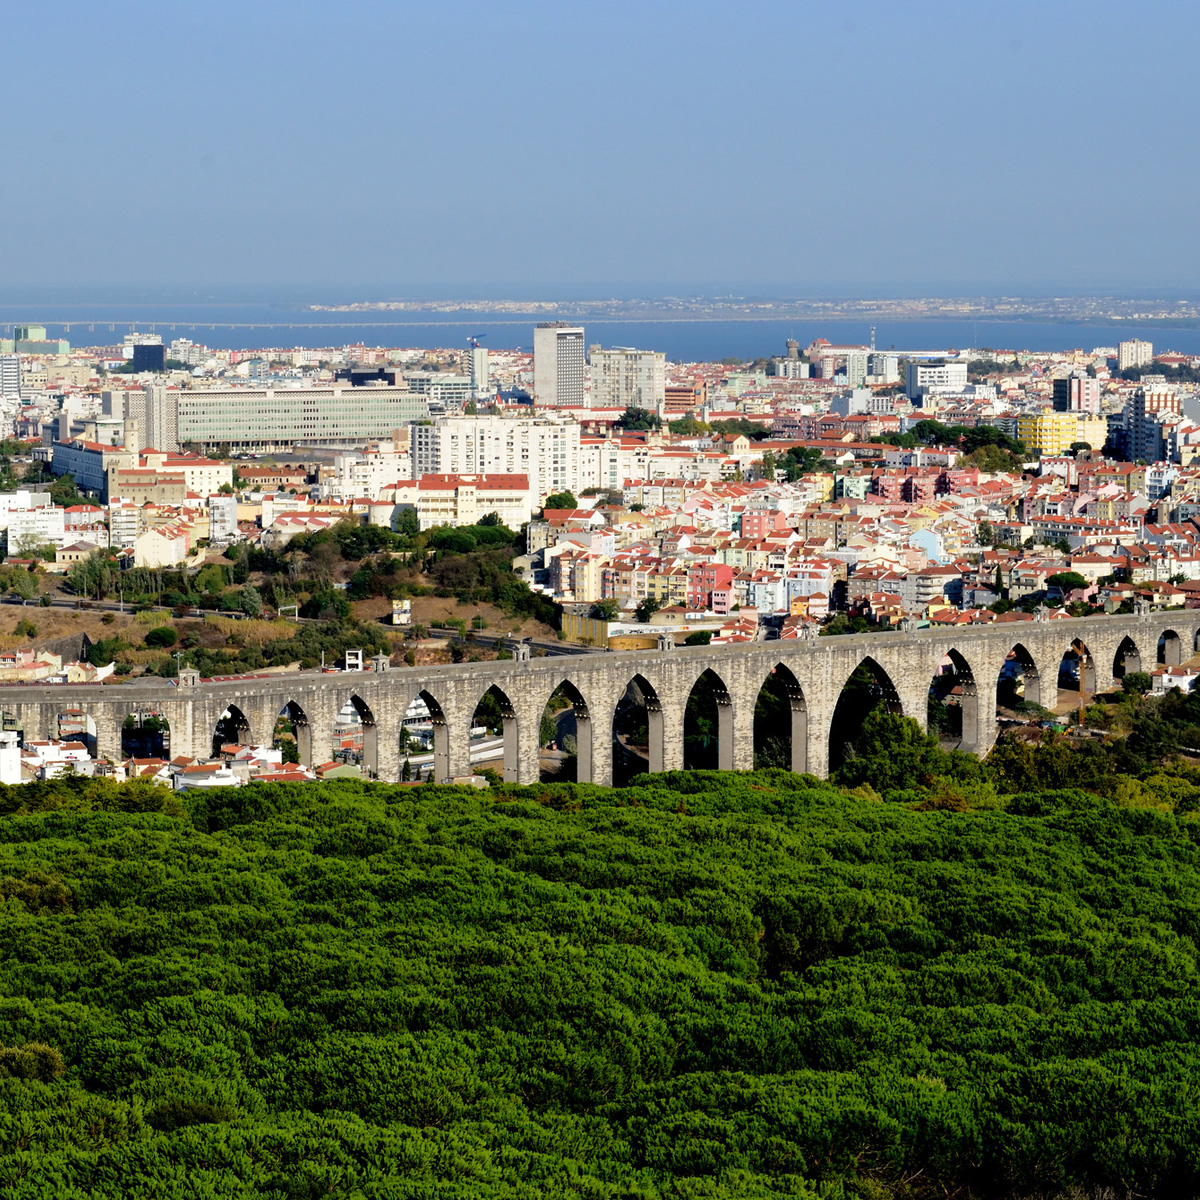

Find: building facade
533;322;586;407
410;414;582;502
588;346;666;413
174;386;430;451
1118;339;1154;371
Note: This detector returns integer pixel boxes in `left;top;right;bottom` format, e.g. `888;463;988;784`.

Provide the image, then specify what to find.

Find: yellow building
1016;412;1108;457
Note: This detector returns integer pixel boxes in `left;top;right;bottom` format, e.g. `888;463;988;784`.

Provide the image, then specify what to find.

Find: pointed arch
683;667;733;771
277;699;311;766
755;663;808;773
612;673;664;785
828;656;902;774
213;703;251;758
1113;635;1142;681
1158;629;1183;666
348;694;378;778
998;642;1042;711
1058;638;1095;699
929;648;980;752
538;680;593;784
472;684;518;781
397;689;448;783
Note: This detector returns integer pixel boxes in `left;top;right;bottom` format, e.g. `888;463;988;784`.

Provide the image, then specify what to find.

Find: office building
131;343;166;372
411;413;582;502
1118;339;1154;371
1052;372;1101;413
0;355;19;399
533;322;586;407
906;359;969;402
588;346;666;412
174;385;429;452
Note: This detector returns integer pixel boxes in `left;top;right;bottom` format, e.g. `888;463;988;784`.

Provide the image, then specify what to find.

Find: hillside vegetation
0;771;1195;1197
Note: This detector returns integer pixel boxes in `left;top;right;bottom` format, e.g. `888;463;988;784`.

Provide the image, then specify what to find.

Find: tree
760;450;776;482
684;630;712;645
617;407;661;431
977;519;994;547
240;583;264;618
542;491;577;511
590;598;620;621
9;571;37;605
144;626;178;648
396;508;420;538
1046;571;1088;593
634;596;661;623
1122;671;1153;696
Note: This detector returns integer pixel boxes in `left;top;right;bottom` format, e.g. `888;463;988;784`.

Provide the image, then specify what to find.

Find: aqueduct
2;608;1197;785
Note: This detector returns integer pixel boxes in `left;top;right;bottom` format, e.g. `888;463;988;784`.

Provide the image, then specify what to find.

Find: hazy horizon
6;1;1200;294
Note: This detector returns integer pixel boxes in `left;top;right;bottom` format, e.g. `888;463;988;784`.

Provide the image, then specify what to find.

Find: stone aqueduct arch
2;611;1196;784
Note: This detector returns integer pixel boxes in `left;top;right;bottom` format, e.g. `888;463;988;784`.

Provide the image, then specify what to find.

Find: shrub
144;627;179;648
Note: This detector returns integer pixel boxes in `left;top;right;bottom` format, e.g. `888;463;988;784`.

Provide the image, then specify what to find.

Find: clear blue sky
6;0;1198;296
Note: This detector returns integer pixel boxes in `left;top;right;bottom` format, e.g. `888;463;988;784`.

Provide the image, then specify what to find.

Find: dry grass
351;593;551;639
204;616;301;646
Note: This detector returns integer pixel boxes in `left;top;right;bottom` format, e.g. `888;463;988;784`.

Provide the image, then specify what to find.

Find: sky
4;0;1199;297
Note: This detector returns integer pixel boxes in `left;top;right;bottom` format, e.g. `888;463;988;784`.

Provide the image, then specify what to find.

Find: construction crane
467;333;487;349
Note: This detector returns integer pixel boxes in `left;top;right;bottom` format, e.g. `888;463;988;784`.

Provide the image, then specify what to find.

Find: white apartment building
7;505;66;551
1118;339;1154;370
208;494;239;542
411;414;582;502
588;346;666;412
533;323;586;407
174;385;430;451
108;501;142;550
0;355;19;400
0;490;53;530
906;359;969;401
325;446;413;500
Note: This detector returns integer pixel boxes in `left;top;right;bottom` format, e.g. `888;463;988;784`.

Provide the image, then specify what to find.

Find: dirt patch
0;606;143;650
351;592;553;640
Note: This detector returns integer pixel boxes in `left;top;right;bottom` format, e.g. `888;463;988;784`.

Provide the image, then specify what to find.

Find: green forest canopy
0;771;1195;1196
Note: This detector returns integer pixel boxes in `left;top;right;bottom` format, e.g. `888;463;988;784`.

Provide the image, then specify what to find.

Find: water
1;295;1198;361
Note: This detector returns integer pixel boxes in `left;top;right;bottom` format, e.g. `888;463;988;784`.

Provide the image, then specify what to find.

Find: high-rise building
1118;339;1154;371
533;322;585;407
588;346;666;412
469;343;489;394
1052;372;1101;413
1124;383;1181;462
0;355;19;399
